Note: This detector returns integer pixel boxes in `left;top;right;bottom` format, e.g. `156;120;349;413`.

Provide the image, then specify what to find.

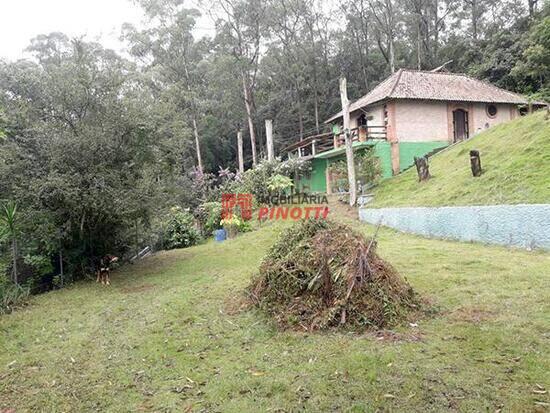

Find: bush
196;201;223;236
237;159;281;200
0;278;30;314
267;174;294;195
278;157;312;177
165;207;200;250
235;158;312;201
221;213;252;238
328;148;381;192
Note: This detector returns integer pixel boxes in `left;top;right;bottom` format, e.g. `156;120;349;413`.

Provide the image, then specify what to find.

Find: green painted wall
371;141;392;179
295;157;327;193
294;140;448;193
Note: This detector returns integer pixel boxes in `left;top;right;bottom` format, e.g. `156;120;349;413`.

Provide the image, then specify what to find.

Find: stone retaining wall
358;204;550;250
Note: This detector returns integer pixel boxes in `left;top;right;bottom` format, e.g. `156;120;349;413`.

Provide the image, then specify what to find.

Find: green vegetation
164;208;201;250
328;147;382;192
1;219;548;412
369;112;550;207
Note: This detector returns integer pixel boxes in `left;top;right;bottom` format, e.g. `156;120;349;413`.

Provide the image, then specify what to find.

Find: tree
124;2;206;171
215;0;266;166
0;202;18;284
369;0;399;73
0;34;170;277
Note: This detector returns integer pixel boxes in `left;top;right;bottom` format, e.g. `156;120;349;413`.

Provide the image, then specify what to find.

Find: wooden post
237;130;244;174
339;77;357;206
414;156;431;181
470;150;482;177
265;119;274;161
59;249;64;288
312;139;317;156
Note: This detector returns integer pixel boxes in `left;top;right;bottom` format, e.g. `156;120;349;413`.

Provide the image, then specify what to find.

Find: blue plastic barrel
214;229;226;242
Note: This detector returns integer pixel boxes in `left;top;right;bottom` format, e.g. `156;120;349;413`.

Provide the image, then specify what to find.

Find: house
284;69;538;194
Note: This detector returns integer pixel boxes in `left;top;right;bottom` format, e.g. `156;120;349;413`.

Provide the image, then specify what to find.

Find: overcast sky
0;0;215;61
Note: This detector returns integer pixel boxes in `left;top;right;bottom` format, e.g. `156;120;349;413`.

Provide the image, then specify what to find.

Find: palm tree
0;202;18;285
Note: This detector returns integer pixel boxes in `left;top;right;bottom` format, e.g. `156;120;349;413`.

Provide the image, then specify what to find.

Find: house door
453;109;469;142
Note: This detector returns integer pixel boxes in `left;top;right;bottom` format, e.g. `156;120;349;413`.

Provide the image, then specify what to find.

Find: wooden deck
282;125;387;158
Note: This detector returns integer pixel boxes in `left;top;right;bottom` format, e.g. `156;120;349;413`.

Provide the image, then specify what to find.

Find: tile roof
325;69;530;123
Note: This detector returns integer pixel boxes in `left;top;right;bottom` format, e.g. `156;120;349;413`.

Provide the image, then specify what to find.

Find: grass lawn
368;112;550;208
1;218;549;412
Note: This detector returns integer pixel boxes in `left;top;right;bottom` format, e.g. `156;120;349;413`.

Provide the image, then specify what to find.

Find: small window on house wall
486;104;498;118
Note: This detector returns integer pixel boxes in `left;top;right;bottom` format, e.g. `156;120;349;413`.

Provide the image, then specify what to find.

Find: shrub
234;158;312;201
165;207;200;250
327;148;381;192
237;159;281;200
267;174;294;195
196;201;223;236
278;157;312;177
0;277;30;314
221;213;252;238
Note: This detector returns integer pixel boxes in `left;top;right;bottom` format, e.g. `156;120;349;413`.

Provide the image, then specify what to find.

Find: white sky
0;0;215;61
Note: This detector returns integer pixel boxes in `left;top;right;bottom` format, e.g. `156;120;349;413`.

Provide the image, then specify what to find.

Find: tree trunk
389;30;395;73
387;0;396;73
417;23;422;70
528;0;537;17
295;80;304;140
192;117;203;171
59;249;64;288
265;119;274;161
183;60;203;171
242;71;257;166
12;237;17;285
340;77;357;206
237;130;244;174
471;0;478;41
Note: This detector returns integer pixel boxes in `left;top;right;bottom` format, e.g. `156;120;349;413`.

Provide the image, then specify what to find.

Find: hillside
368;112;550;208
1;219;549;411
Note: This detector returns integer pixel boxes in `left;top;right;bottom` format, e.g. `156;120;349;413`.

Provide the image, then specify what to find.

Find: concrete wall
359;204;550;250
386;100;519;142
471;103;516;136
395;100;449;142
351;104;385;133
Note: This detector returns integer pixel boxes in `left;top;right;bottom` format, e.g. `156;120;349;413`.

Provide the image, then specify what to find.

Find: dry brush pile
248;219;421;331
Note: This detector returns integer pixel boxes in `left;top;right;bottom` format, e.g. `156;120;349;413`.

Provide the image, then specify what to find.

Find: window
486;104;498;118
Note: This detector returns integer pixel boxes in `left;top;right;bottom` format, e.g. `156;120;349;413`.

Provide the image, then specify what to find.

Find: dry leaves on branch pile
248;219;421;331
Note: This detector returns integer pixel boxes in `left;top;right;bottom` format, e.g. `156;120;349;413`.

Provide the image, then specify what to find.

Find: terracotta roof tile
325;69;529;123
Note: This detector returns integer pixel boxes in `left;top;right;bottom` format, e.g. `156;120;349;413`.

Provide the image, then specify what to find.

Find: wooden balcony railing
283;125;387;159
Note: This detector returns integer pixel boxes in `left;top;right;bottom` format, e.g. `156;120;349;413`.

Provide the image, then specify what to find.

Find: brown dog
96;255;119;285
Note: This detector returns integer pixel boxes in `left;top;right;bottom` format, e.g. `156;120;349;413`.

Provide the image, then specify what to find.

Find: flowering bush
165;207;200;249
196;202;223;236
220;213;251;238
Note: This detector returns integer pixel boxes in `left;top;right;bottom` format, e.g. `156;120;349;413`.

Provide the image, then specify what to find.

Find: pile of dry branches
248;219;420;331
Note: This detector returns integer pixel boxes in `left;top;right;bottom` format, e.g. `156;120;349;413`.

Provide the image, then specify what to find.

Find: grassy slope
369;112;550;207
1;218;549;412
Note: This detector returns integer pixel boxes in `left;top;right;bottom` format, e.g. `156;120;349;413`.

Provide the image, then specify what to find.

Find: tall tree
215;0;265;166
124;2;206;170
